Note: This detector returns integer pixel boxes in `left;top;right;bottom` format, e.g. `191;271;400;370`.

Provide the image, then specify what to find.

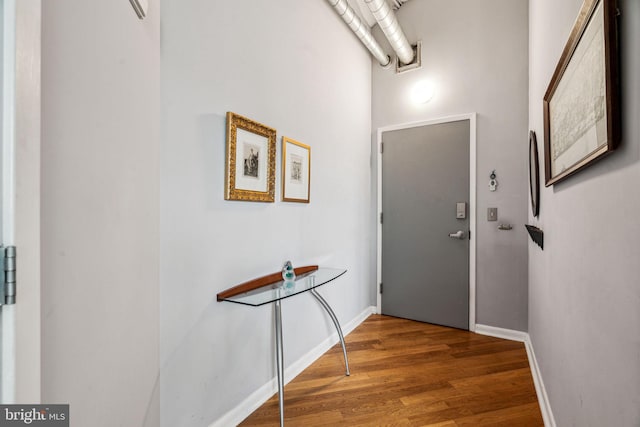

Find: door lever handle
448;230;465;240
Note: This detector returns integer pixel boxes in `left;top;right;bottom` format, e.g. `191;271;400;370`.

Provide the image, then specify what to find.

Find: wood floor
240;315;543;426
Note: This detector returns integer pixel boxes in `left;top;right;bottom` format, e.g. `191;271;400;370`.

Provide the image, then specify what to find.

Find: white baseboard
210;305;377;427
474;323;528;342
524;335;556;427
475;324;556;427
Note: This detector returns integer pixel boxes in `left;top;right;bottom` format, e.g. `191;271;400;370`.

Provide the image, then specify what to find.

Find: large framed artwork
543;0;620;186
225;112;276;202
281;137;310;203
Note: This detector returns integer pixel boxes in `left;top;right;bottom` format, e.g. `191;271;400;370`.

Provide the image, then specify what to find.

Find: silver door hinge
0;246;16;306
380;212;383;224
380;283;383;294
380;142;384;154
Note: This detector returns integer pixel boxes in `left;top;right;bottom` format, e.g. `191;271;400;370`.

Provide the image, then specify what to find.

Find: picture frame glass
235;128;269;193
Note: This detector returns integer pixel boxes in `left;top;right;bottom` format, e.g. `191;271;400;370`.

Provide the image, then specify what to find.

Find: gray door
381;120;470;330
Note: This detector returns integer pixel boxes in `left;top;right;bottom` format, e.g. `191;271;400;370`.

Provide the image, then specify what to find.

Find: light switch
488;207;498;222
456;202;466;219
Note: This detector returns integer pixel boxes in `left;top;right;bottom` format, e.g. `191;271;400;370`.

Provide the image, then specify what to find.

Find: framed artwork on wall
225;112;276;202
281;137;310;203
543;0;620;186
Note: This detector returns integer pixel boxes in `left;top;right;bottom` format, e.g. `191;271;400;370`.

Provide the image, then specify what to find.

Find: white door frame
1;0;18;402
1;0;41;403
376;113;477;331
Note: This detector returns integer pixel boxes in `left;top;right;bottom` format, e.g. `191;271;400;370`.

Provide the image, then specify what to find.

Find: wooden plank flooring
240;315;543;426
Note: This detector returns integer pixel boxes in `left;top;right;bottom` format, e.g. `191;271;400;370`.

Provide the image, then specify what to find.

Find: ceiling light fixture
411;80;436;104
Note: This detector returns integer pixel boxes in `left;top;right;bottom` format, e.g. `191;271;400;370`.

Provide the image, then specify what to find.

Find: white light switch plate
488;207;498;221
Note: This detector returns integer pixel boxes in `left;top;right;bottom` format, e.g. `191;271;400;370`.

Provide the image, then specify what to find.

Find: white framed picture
281;137;310;203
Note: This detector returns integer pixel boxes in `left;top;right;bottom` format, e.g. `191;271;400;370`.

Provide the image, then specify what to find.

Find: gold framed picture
225;112;276;202
281;137;310;203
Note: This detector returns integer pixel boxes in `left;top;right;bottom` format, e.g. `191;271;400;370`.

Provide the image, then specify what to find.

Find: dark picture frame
225;112;277;202
543;0;620;186
529;131;540;217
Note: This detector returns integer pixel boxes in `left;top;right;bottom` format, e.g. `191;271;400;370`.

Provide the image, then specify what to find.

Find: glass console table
217;266;350;426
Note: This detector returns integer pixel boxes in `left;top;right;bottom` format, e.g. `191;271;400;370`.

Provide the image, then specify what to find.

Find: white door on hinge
0;0;17;403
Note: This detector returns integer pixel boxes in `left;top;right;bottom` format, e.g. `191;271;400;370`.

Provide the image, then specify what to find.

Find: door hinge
380;283;383;294
0;246;16;306
380;142;384;154
380;212;383;224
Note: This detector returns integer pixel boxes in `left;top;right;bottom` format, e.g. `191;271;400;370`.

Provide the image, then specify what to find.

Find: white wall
160;1;372;425
372;0;530;331
528;0;640;425
41;1;160;426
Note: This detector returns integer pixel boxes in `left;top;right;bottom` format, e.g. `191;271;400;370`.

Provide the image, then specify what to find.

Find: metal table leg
274;300;285;427
310;288;350;376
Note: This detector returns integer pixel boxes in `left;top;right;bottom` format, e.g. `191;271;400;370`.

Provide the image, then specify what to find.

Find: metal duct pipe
364;0;414;65
326;0;391;67
390;0;410;10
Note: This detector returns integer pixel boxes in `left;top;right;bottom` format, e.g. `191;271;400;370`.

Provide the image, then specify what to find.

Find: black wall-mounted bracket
525;225;544;250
